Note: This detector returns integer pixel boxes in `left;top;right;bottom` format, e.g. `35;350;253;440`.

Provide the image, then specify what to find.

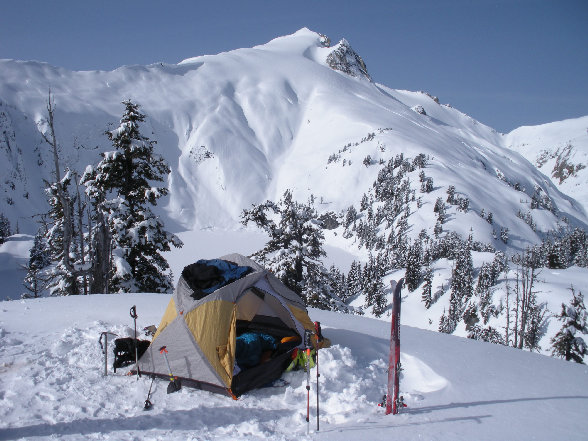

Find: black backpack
112;337;150;372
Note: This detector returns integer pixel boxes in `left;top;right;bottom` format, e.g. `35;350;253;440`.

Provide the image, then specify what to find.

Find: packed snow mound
401;353;448;394
0;294;586;441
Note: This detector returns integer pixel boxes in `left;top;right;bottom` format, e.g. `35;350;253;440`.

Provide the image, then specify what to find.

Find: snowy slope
1;28;588;363
0;293;586;441
1;28;586;242
0;235;31;301
505;116;588;212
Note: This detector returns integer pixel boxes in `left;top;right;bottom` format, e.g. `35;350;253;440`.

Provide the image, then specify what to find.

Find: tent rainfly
137;253;328;397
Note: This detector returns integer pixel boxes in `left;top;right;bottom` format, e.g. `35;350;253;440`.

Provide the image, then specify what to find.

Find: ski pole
159;346;181;393
130;305;140;379
314;321;323;432
304;329;312;435
98;331;118;376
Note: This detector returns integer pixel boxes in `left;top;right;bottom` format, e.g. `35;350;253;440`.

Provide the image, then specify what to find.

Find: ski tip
390;278;404;290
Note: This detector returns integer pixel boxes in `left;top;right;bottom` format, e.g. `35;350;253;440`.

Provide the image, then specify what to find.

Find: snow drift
0;294;586;440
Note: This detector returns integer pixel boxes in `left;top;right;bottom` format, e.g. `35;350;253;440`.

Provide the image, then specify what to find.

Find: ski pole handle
314;321;323;343
159;346;168;354
130;305;138;319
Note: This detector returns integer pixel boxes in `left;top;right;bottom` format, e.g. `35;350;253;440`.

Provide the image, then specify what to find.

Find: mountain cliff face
505;116;588;212
0;28;586;249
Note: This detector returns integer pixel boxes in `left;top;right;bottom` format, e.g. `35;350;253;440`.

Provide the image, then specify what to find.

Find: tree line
242;151;587;363
22;94;182;297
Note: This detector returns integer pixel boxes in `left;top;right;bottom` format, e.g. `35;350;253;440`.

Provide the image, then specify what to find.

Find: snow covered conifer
421;263;433;309
405;240;423;292
446;185;456;204
45;169;82;295
22;228;51;298
0;213;10;244
346;260;363;299
82;100;182;293
551;287;588;363
360;254;387;316
242;189;337;309
451;236;474;302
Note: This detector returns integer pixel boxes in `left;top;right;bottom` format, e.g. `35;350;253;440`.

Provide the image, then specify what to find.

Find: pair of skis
385;278;405;415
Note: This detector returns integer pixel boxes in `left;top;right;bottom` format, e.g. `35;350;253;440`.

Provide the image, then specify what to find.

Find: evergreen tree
82;100;182;293
467;325;504;345
500;227;509;244
346;260;363;299
0;213;10;244
304;266;343;311
242;190;336;309
421;264;433;309
524;301;547;352
446;185;456;204
362;254;387;317
405;240;423;292
343;205;357;230
439;308;454;334
329;265;350;304
551;287;588;363
22;228;51;298
450;236;474;317
462;301;480;331
45;169;82;295
476;262;497;324
38;93;85;296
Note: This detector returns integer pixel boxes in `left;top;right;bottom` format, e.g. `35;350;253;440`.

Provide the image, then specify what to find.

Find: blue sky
1;0;586;133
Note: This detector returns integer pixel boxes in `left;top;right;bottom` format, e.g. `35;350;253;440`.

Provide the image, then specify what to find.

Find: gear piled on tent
136;253;330;397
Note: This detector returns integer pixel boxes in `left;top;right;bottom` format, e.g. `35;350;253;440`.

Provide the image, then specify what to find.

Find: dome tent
136;253;327;397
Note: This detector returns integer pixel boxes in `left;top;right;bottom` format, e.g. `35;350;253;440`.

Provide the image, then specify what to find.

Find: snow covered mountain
1;28;588;356
1;28;586;241
505;116;588;211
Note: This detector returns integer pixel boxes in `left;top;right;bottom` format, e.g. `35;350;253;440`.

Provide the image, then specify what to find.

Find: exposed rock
326;39;371;81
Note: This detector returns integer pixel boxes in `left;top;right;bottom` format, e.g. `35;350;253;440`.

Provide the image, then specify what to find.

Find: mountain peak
326;38;371;81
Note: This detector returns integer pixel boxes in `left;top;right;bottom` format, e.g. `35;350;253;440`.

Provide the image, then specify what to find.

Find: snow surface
1;293;587;441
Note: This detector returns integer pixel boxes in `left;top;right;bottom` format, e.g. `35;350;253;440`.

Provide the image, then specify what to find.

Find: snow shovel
143;374;155;411
159;346;182;393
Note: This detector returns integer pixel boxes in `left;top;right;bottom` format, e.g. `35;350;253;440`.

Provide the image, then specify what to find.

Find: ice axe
159;346;182;393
